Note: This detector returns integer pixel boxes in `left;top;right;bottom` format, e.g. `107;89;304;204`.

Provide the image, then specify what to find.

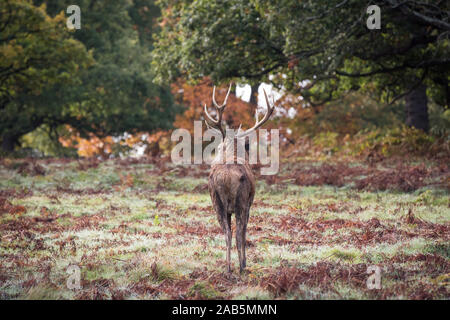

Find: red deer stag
204;84;275;273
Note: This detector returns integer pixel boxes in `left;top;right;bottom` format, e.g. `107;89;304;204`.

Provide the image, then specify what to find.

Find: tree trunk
405;84;429;132
1;135;18;153
250;83;259;105
445;80;449;110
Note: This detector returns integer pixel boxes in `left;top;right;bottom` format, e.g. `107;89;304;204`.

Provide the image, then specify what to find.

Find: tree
1;0;180;153
152;0;450;132
39;0;180;140
0;0;92;151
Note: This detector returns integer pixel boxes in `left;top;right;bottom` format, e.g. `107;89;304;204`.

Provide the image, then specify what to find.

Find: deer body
209;162;255;273
204;84;275;273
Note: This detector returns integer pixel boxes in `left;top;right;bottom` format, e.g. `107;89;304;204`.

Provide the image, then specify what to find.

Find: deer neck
212;137;249;165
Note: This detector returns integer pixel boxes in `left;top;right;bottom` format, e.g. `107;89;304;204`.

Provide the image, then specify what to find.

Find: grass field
0;156;449;299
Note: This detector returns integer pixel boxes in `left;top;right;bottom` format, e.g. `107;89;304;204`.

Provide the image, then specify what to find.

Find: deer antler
204;83;232;138
236;88;275;138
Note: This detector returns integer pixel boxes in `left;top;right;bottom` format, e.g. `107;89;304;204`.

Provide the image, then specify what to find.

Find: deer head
204;84;276;164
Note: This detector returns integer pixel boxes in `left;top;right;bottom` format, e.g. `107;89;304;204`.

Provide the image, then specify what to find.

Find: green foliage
20;124;78;157
429;103;450;136
351;126;436;156
284;91;448;159
329;248;358;262
150;262;178;282
0;0;93;149
188;281;221;299
153;0;449;107
305;93;404;135
1;0;181;153
20;284;60;300
415;190;433;205
153;214;161;226
312;132;339;154
288;123;447;160
424;243;450;259
40;0;181;136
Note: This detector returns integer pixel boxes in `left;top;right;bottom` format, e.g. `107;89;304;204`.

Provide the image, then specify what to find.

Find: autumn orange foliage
171;78;257;134
59;127;114;157
59;126;167;158
60;78;274;157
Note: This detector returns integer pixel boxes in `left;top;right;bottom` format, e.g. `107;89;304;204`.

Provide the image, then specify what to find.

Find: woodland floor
0;156;449;299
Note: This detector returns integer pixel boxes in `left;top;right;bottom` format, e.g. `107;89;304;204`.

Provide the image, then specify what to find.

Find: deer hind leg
235;199;249;273
235;215;246;273
214;191;232;273
223;213;232;273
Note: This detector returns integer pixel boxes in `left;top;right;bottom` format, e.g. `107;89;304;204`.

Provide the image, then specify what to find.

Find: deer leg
235;189;250;274
243;206;250;269
223;214;232;273
241;220;247;269
212;190;232;273
236;214;247;273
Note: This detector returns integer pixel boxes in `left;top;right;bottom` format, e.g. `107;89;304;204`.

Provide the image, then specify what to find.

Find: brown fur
205;84;274;273
208;161;255;273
